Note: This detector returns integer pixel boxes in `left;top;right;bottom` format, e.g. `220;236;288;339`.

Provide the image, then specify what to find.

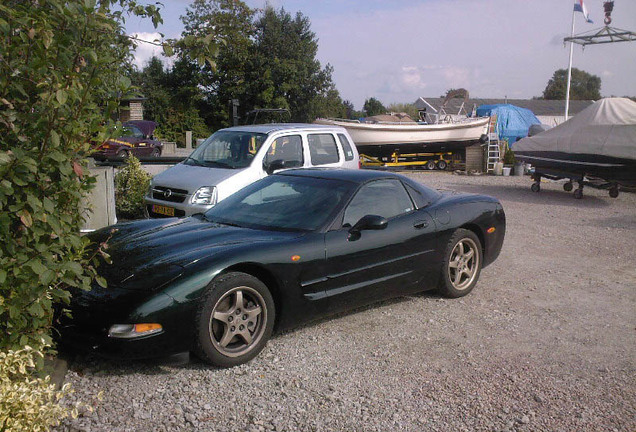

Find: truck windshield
185;131;268;169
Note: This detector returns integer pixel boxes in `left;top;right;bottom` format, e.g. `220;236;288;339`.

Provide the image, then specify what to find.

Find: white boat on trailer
315;116;489;157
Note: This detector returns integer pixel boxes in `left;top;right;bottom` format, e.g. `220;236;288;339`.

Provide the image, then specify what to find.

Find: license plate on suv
152;204;175;217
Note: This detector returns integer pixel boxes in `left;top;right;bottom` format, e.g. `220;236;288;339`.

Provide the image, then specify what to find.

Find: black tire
609;187;619;198
563;182;573;192
436;160;448;171
531;182;540;193
151;147;161;157
573;188;583;199
116;149;129;159
426;160;436;170
438;229;483;298
194;272;275;367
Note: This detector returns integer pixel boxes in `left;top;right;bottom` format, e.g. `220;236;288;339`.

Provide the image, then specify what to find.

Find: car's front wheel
438;228;482;298
194;272;275;367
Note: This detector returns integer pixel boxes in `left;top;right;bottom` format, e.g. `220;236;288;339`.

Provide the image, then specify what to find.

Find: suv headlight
191;186;217;205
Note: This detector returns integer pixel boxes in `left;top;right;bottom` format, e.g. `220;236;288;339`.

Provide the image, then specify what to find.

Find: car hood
151;163;247;192
88;217;299;290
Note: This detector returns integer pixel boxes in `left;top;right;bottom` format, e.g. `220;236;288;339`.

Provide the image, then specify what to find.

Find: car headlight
147;180;154;198
191;186;217;205
108;323;163;339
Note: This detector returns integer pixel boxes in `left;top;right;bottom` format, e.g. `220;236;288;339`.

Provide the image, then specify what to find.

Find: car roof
278;168;404;184
219;123;346;134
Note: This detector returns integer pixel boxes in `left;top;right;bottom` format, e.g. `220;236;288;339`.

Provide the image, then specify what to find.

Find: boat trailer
530;168;621;199
360;151;455;170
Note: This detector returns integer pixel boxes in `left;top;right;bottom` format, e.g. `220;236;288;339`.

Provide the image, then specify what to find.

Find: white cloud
130;32;171;69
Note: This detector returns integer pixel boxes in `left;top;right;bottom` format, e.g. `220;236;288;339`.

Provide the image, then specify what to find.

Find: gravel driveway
57;172;636;432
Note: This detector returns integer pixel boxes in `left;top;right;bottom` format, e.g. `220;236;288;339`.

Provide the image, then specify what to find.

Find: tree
387;102;419;119
181;0;256;128
247;7;339;122
363;97;386;116
542;68;601;100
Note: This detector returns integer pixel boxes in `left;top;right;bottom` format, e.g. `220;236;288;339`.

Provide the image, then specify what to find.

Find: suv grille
152;186;188;203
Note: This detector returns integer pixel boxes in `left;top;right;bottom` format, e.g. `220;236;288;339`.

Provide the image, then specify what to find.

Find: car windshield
185;130;268;169
204;175;354;231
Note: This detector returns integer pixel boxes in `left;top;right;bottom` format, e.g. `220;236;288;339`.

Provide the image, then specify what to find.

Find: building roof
415;97;595;117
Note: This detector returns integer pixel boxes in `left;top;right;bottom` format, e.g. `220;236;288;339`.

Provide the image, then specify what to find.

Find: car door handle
413;220;429;229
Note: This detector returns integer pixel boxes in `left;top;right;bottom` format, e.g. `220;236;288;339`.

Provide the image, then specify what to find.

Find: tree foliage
386;103;419;119
542;68;601;100
141;2;344;130
130;56;210;142
0;0;165;352
363;97;386;116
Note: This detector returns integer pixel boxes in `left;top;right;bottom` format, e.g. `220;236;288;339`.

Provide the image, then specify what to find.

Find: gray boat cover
514;98;636;160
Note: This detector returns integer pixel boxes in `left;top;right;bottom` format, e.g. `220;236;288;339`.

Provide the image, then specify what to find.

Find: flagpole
564;5;576;121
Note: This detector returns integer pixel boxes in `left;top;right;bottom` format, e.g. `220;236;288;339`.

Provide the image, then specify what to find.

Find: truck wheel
426;160;436;170
436;160;448;171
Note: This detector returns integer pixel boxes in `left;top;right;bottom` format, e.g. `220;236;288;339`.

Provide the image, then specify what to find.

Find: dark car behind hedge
92;120;162;159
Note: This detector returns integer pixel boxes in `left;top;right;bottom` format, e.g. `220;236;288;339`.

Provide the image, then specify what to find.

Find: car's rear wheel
151;147;161;157
438;229;482;298
116;149;129;159
194;272;275;367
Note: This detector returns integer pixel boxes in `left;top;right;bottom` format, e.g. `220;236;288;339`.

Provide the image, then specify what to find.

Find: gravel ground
57;172;636;432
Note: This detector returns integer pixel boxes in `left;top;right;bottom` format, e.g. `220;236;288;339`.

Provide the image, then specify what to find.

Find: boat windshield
185;131;268;169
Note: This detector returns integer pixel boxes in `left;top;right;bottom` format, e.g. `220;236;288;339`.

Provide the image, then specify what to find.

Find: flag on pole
574;0;593;23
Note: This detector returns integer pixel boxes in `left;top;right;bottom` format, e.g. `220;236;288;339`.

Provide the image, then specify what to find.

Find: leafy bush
0;345;73;431
503;145;516;165
154;107;210;146
115;156;152;220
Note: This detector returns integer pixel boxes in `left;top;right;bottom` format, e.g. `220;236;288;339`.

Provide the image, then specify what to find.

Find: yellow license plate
153;204;175;216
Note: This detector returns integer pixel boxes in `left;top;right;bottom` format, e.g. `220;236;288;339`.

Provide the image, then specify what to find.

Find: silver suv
145;123;360;218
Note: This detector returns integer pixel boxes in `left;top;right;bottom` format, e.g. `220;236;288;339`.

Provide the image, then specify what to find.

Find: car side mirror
348;214;388;240
264;159;285;175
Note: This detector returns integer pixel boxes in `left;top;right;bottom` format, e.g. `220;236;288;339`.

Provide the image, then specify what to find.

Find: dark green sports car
58;169;505;367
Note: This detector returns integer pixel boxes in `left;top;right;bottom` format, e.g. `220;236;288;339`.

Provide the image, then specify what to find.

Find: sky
125;0;636;109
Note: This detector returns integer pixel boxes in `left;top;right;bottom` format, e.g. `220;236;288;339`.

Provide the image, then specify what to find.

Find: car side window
265;135;303;168
308;133;340;165
337;134;355;161
404;183;428;208
343;179;415;227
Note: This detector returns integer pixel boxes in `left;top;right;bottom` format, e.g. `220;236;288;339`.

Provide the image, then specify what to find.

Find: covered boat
514;98;636;198
314;116;489;157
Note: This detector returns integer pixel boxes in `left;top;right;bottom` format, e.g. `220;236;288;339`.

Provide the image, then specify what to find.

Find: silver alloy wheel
209;286;267;358
448;237;480;291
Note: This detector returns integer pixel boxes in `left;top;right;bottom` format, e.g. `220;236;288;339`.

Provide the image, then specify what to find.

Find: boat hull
315;118;489;156
516;151;636;186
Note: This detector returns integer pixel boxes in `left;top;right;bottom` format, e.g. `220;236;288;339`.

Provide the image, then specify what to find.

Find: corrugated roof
415;97;594;116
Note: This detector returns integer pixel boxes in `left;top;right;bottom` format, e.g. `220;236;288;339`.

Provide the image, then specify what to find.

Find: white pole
564;6;576;121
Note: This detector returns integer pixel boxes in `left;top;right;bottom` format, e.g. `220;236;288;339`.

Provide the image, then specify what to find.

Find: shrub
115;156;152;220
503;146;516;165
0;345;73;432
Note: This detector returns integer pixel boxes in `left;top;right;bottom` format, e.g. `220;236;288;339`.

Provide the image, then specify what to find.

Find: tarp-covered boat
514;97;636;198
475;104;541;146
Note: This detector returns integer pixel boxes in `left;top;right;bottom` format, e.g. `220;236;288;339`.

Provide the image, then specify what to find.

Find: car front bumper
144;196;214;218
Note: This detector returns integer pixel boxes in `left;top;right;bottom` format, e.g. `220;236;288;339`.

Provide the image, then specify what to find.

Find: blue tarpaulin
475;104;540;147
